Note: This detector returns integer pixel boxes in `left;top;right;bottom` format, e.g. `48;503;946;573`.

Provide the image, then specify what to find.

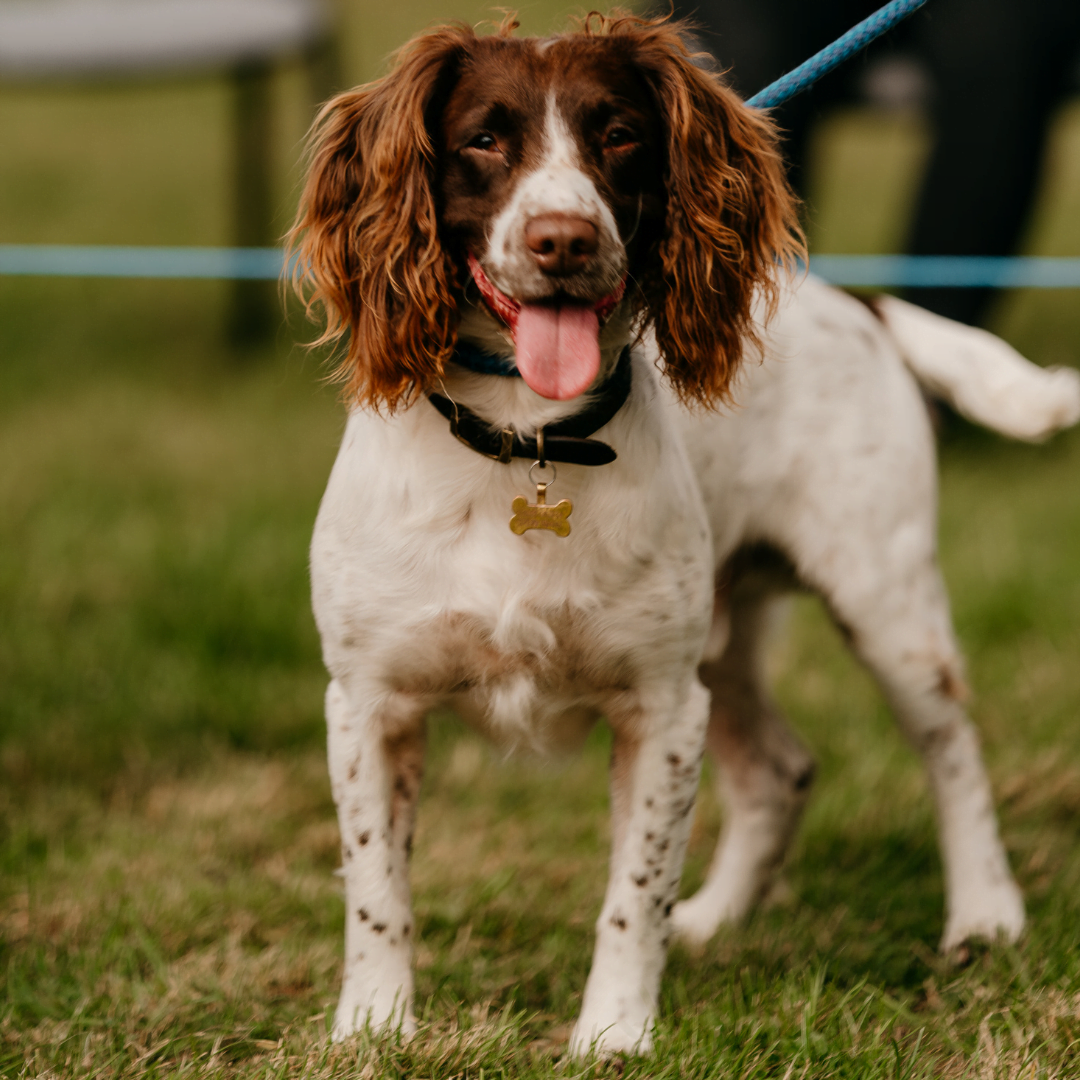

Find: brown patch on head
437;37;554;260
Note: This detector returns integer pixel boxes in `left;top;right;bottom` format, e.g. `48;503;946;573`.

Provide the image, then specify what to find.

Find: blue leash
746;0;929;110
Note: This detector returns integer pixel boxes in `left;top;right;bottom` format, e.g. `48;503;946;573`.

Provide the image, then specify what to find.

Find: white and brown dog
290;14;1080;1056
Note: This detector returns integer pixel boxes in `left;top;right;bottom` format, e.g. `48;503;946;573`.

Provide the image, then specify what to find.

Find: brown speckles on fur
937;663;970;703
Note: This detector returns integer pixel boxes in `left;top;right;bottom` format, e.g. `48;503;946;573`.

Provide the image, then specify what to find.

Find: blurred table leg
230;59;275;347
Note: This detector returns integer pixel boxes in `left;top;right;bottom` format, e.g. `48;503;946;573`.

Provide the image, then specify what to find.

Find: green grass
3;10;1080;1077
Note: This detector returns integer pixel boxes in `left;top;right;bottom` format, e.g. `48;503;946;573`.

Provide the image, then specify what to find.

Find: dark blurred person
668;0;1080;325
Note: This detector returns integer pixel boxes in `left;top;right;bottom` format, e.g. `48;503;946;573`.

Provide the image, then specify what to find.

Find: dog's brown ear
622;19;803;406
289;26;474;411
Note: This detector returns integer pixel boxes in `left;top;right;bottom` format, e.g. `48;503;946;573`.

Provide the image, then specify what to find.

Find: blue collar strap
452;339;521;377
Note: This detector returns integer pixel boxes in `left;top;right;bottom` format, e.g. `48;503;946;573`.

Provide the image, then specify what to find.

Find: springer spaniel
289;14;1080;1056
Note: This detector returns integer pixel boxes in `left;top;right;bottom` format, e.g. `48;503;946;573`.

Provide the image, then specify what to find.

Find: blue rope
746;0;929;110
4;246;1080;287
808;255;1080;288
0;244;283;279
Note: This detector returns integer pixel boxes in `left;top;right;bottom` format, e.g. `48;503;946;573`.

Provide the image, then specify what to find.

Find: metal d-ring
529;459;557;487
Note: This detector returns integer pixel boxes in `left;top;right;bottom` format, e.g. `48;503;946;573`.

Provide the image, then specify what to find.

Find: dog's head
291;12;801;410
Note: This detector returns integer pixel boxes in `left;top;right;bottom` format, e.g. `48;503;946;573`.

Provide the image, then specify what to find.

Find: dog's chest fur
311;360;714;750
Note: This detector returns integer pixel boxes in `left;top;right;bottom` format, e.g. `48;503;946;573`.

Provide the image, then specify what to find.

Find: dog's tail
872;294;1080;442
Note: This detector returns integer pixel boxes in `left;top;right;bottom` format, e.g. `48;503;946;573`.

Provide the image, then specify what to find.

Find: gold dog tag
510;481;572;537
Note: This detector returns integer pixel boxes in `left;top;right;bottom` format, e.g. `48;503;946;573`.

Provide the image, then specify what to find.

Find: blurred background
2;3;1080;1075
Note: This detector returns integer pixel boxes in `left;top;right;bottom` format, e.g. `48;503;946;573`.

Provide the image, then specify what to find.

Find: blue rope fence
0;245;283;280
2;246;1080;288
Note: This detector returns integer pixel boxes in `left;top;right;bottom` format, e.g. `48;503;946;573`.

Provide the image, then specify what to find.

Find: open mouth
467;253;626;401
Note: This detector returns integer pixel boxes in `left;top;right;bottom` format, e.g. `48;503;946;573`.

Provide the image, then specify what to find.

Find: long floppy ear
288;26;475;412
616;18;803;406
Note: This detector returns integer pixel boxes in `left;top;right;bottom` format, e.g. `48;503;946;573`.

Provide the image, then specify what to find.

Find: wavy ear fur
289;26;476;412
603;16;804;406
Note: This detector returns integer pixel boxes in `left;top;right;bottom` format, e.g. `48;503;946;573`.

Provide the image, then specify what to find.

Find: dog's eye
604;126;637;151
467;132;499;152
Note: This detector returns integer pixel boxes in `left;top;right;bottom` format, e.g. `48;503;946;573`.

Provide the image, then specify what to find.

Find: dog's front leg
325;678;426;1041
570;680;710;1058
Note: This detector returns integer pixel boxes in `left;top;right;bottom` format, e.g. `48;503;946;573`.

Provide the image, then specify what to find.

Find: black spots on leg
343;846;354;861
645;798;654;809
794;761;816;792
358;908;369;922
663;902;673;917
936;663;970;703
403;924;412;938
405;832;414;857
372;922;387;934
358;831;370;847
644;832;654;842
666;753;682;768
610;913;628;931
347;755;361;782
632;873;648;888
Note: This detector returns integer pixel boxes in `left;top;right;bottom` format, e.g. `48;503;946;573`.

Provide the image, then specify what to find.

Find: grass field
3;8;1080;1078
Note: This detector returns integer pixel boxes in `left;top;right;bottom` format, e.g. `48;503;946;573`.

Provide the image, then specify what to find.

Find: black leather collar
429;345;632;467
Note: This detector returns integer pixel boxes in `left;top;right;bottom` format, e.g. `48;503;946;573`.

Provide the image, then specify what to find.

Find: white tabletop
0;0;326;77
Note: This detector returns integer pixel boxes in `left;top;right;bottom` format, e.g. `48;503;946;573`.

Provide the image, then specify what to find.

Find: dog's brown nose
524;213;599;276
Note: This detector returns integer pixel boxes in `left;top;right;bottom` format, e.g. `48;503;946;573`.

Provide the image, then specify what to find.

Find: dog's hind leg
825;561;1025;950
326;677;427;1040
672;573;815;950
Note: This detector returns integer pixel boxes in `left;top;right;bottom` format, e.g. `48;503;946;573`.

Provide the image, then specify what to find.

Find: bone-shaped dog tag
509;481;572;537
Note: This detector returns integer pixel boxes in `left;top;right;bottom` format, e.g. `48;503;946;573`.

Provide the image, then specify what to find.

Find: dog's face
437;39;665;307
435;38;668;398
290;15;801;410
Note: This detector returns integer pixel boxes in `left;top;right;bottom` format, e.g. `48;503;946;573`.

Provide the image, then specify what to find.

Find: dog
289;13;1080;1056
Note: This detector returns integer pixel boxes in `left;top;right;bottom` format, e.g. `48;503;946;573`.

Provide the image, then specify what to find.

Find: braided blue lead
745;0;929;110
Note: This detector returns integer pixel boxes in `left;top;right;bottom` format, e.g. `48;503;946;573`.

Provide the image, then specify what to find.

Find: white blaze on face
484;94;626;401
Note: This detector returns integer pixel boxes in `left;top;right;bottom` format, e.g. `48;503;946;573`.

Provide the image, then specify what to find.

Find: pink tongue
514;303;601;400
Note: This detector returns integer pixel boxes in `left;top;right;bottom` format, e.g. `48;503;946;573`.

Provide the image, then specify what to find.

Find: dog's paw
330;1001;416;1043
670;884;752;950
670;895;719;952
568;1016;654;1058
940;881;1025;952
